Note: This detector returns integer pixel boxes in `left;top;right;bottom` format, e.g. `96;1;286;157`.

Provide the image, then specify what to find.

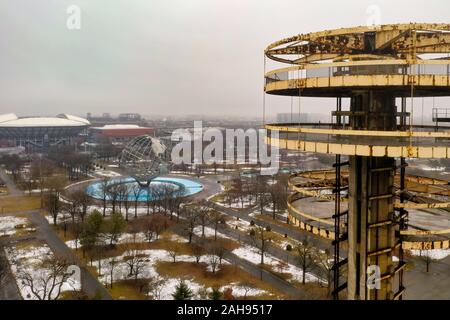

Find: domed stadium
0;113;90;151
119;135;171;186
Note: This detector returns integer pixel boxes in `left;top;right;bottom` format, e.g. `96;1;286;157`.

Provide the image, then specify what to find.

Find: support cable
297;62;302;142
263;54;267;126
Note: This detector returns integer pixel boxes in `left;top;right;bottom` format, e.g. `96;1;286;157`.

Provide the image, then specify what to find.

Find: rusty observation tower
264;24;450;300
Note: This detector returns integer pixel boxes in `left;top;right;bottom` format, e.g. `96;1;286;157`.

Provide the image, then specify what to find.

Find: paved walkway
207;199;450;300
0;168;111;300
404;254;450;300
170;224;315;299
1;210;112;300
0;168;22;196
209;201;334;253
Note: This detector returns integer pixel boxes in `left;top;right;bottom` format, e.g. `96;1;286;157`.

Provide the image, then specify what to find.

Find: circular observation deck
265;23;450;98
287;170;450;250
265;124;450;159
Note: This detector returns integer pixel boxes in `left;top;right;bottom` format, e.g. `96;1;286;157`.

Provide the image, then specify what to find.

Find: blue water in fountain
86;176;203;201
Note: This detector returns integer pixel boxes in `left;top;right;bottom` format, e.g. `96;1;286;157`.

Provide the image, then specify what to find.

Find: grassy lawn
12;239;47;250
0;195;41;213
209;194;225;203
156;261;283;299
108;280;149;300
260;264;330;299
59;290;89;300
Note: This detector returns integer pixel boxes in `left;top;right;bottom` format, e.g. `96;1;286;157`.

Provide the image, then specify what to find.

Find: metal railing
266;63;450;85
432;108;450;123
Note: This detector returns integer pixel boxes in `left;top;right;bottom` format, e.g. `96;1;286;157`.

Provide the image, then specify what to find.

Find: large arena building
0;113;90;151
89;124;155;145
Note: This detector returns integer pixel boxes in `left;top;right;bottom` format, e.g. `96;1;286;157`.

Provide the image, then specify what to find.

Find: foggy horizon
1;0;450;120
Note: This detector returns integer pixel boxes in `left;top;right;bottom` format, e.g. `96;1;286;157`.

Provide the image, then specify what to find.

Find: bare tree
0;243;9;290
108;257;119;289
296;237;317;285
104;211;126;246
141;217;156;243
228;177;246;208
43;193;63;225
208;211;224;241
268;181;288;219
148;275;166;300
17;255;73;300
131;184;142;219
240;280;255;299
145;186;153;216
159;184;179;218
147;213;167;240
255;177;270;215
182;205;200;244
71;188;92;223
192;242;206;264
66;191;81;224
250;226;270;265
99;178;109;216
117;183;131;221
106;183;121;214
215;243;226;266
146;184;162;215
167;242;180;263
419;249;434;273
196;201;213;238
30;158;57;207
207;251;220;274
168;188;185;221
315;249;334;296
123;246;147;282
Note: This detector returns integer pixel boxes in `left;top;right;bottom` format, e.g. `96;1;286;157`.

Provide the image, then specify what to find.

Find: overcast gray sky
1;0;450;119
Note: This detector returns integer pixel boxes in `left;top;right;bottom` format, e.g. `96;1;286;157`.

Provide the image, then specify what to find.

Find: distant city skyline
1;0;450;119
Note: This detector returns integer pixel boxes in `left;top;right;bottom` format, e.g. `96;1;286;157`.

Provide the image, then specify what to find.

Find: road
0;168;22;196
208;196;450;300
404;254;450;300
0;167;111;300
208;201;333;253
170;224;315;299
1;210;112;300
212;214;328;284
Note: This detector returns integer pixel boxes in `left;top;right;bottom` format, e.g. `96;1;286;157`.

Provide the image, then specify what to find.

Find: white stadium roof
0;113;90;127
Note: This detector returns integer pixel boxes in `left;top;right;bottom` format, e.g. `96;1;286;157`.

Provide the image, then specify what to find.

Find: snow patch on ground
232;245;320;284
192;226;231;240
94;249;227;300
226;219;251;232
409;249;450;260
65;232;150;248
5;245;80;300
0;216;29;236
168;234;189;243
93;170;122;178
225;283;266;297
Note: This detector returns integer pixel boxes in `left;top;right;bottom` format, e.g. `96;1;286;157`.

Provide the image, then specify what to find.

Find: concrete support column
347;91;398;300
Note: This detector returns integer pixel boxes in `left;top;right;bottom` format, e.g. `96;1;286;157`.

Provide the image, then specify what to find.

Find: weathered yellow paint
265;124;450;138
265;137;450;159
266;74;450;94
